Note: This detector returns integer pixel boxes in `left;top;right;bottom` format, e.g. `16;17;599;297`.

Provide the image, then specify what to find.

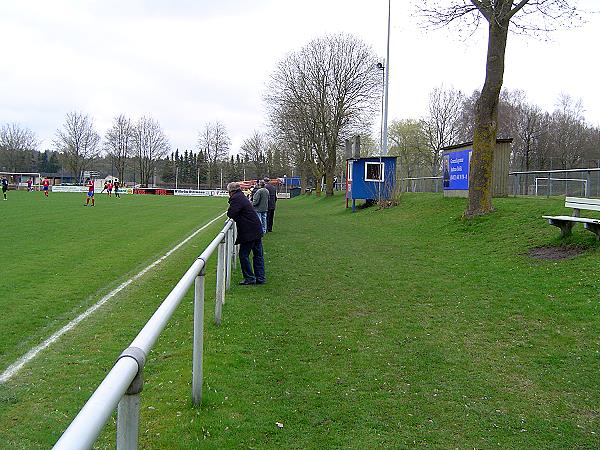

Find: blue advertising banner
443;149;471;190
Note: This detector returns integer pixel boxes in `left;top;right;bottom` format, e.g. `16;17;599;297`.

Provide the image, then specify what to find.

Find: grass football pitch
0;192;598;449
0;191;226;372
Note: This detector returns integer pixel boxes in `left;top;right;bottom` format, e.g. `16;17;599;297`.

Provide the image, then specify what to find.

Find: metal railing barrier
399;176;442;193
53;219;238;450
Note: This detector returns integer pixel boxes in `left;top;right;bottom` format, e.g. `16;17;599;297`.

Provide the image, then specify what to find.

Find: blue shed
345;156;397;211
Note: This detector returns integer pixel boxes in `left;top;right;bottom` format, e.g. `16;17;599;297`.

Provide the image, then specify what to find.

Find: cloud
0;0;599;157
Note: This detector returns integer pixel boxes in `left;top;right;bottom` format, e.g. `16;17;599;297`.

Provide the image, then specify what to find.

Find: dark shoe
256;280;266;285
239;280;256;285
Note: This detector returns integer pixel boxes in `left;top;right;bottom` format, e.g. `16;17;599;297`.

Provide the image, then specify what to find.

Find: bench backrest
565;197;600;212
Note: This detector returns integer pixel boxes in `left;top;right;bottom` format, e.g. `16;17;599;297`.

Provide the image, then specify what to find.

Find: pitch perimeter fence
53;218;237;450
400;168;600;197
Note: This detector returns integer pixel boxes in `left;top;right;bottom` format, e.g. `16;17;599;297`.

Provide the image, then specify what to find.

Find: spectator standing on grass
226;182;266;285
252;180;269;234
84;177;95;206
250;179;260;200
1;177;8;200
42;178;50;197
114;180;120;198
263;177;277;232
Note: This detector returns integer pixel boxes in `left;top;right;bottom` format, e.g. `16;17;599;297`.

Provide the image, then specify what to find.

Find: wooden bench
543;196;600;239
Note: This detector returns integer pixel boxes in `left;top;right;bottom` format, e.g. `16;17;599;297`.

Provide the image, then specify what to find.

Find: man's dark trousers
267;209;275;232
238;239;265;283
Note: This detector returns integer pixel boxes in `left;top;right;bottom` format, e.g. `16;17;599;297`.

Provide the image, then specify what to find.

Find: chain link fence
399;168;600;198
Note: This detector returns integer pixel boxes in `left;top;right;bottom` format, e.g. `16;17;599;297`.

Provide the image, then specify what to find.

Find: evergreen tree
183;150;192;184
231;154;243;181
197;150;207;187
162;155;175;183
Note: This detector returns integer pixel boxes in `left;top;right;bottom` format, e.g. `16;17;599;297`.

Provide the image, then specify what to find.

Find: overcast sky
1;0;598;155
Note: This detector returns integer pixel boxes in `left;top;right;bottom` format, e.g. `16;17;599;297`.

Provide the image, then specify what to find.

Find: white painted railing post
116;394;140;450
53;219;235;450
116;348;146;450
192;265;206;406
232;223;238;268
225;228;232;290
222;232;229;300
214;238;225;326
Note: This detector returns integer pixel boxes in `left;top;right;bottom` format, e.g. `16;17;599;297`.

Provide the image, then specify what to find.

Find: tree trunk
300;159;312;195
466;18;509;217
301;171;309;195
314;163;324;197
325;164;335;196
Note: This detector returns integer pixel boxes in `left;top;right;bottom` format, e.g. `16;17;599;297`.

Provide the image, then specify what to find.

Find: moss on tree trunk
466;10;509;217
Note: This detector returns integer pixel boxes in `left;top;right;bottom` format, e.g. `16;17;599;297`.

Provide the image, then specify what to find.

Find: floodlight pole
382;0;391;156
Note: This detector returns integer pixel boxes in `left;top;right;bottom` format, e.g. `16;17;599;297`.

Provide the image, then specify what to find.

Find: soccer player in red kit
84;177;95;206
42;178;50;197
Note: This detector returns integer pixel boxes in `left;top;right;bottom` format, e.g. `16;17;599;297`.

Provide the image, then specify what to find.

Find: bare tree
198;121;230;188
266;33;381;196
423;85;465;176
241;131;267;179
267;91;320;192
498;92;548;193
419;0;582;216
54;112;101;182
389;119;430;178
266;137;291;178
0;123;38;172
132;116;170;187
548;94;587;169
515;103;545;174
582;124;600;168
105;115;134;183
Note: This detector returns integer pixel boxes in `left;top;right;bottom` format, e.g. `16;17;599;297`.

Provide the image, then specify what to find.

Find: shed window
365;162;384;182
347;161;353;182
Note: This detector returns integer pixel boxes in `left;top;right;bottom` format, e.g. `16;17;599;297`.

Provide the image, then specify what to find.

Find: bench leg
584;223;600;240
548;219;574;238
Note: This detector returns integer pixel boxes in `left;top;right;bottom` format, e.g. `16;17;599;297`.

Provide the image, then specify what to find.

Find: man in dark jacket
226;182;266;285
2;176;9;200
263;177;277;232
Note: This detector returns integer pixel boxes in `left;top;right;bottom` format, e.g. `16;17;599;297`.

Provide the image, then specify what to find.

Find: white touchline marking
0;212;227;384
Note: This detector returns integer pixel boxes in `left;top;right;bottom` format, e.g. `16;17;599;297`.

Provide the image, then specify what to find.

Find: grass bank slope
1;193;598;449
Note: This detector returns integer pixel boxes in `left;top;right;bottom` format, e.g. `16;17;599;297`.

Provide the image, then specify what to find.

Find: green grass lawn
0;192;598;449
0;191;225;369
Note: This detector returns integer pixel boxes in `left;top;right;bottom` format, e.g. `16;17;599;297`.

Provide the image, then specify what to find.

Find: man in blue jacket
226;182;266;285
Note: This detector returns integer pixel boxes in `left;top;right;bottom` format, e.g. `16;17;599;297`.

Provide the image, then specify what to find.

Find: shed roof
441;138;513;152
346;155;398;162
